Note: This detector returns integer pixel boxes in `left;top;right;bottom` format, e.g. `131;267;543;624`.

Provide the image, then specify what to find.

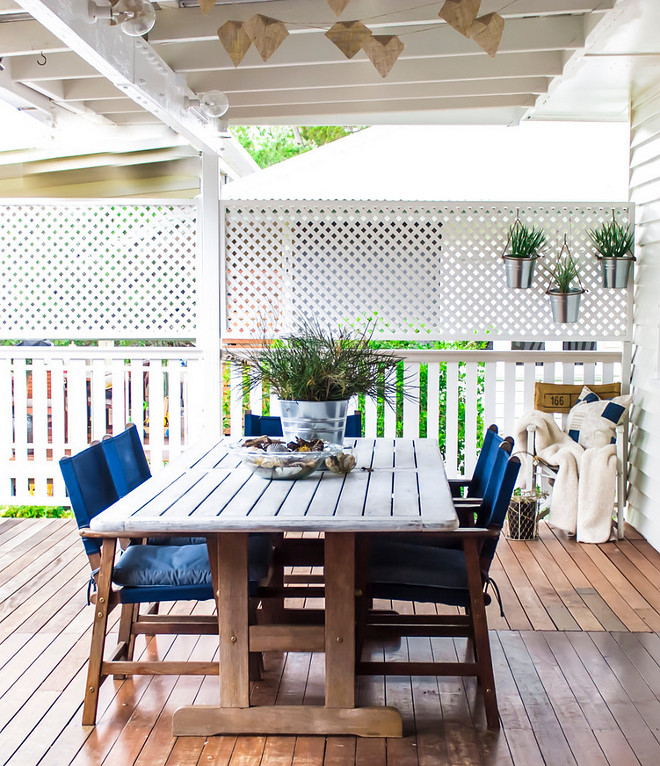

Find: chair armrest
448;478;470;498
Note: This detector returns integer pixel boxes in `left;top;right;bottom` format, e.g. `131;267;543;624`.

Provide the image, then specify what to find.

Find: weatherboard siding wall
628;79;660;550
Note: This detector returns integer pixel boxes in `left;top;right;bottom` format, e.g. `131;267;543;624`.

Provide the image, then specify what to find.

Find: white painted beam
14;0;224;155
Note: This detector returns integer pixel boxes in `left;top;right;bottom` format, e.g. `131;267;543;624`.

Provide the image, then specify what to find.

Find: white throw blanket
513;411;617;543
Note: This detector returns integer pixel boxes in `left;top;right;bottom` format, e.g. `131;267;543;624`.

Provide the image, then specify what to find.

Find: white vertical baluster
464;362;478;475
563;363;575;384
364;395;378;437
230;361;244;437
13;359;28;483
0;359;13;501
502;362;516;438
402;362;419;439
168;359;183;459
149;362;165;470
130;358;145;436
50;358;66;500
543;361;555;383
111;358;125;435
426;361;440;441
90;358;106;442
483;361;497;432
250;380;263;416
523;362;536;414
68;358;88;454
583;362;596;386
602;362;614;383
31;358;48;498
384;391;397;438
445;362;459;478
187;356;204;444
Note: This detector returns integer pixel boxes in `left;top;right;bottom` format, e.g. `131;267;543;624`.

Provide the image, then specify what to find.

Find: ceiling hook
36;52;47;67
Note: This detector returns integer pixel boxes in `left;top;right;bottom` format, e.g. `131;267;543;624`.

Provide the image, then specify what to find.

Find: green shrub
1;505;72;518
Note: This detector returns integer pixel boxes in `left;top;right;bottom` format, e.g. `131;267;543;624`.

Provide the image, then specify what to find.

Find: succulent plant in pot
587;214;635;288
502;218;546;288
545;236;585;324
229;315;406;444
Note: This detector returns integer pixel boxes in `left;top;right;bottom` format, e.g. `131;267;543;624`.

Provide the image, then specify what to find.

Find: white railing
1;347;624;506
229;349;625;479
1;346;204;505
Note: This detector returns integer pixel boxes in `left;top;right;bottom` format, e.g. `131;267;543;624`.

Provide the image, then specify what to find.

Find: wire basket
504;494;541;540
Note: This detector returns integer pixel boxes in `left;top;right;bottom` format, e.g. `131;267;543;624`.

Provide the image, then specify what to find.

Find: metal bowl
230;441;343;480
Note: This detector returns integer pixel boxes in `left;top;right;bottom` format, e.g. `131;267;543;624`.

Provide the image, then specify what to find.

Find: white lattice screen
0;200;198;339
223;202;633;341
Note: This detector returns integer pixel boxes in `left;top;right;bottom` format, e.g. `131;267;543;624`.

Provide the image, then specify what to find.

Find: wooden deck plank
2;520;660;766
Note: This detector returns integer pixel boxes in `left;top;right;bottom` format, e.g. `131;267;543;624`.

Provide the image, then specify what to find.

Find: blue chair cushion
113;535;273;598
368;538;471;608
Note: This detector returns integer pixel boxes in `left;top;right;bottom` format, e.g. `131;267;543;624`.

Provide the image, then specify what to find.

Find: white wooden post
199;151;222;438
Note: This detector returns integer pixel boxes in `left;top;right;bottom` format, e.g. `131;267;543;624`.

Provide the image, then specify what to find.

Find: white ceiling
0;0;658;150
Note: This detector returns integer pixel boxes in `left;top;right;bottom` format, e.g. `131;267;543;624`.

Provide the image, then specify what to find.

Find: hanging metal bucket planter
503;255;540;288
597;255;635;288
547;288;584;323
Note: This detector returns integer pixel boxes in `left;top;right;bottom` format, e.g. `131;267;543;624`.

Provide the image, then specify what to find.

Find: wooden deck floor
1;518;660;765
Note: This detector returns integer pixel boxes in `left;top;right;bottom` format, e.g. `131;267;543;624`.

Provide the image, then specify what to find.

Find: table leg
463;536;500;730
82;537;116;726
324;532;356;707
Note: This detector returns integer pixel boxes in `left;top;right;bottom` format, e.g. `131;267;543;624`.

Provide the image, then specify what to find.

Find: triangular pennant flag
438;0;481;37
325;20;371;59
199;0;216;14
244;14;289;62
362;35;404;78
217;20;252;66
468;13;504;57
326;0;351;15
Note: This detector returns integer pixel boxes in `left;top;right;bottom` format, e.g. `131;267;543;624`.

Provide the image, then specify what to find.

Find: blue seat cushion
368;538;472;608
112;535;273;598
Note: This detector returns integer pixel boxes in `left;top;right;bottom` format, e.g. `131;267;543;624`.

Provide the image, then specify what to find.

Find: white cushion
566;389;631;448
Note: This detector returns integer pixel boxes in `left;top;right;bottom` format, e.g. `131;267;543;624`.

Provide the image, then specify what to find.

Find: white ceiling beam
149;0;613;43
225;77;551;109
185;51;564;95
14;0;224;155
0;18;67;55
11;15;583;82
228;94;538;123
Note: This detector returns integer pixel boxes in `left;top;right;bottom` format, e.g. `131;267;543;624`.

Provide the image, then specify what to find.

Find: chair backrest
59;443;118;558
474;440;513;527
468;425;505;498
533;381;621;415
244;410;362;438
101;424;151;497
480;453;521;572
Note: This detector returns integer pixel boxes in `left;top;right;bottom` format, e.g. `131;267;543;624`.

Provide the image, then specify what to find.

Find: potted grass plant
545;235;585;323
230;315;405;444
502;217;546;288
588;214;635;288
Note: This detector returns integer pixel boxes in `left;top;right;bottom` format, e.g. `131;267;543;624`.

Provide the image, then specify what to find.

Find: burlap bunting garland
326;0;351;15
325;20;371;59
217;20;252;66
438;0;481;37
362;35;404;78
244;14;289;62
468;13;504;57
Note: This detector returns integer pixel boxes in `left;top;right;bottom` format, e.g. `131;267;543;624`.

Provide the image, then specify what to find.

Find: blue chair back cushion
468;425;504;498
244;411;362;438
59;443;118;556
101;424;151;497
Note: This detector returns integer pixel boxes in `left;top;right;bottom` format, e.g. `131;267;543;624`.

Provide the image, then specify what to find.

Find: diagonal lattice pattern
223;202;632;341
0;202;197;339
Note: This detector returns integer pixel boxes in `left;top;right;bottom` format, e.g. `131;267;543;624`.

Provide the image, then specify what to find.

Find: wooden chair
526;381;628;539
59;441;272;725
357;447;521;730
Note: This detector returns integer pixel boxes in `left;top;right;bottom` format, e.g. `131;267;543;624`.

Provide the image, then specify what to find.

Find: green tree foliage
231;126;364;169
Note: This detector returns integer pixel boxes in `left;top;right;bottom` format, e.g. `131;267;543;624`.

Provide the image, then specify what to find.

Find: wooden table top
88;437;458;536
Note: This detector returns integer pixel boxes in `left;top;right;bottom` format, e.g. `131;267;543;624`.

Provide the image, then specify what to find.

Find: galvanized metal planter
547;288;584;323
503;254;540;288
279;399;349;444
597;255;635;288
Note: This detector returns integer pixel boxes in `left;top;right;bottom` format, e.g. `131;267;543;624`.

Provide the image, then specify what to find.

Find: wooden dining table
85;436;467;737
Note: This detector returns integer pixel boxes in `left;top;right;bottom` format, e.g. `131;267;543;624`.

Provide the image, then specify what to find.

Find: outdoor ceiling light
186;90;230;119
88;0;156;38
